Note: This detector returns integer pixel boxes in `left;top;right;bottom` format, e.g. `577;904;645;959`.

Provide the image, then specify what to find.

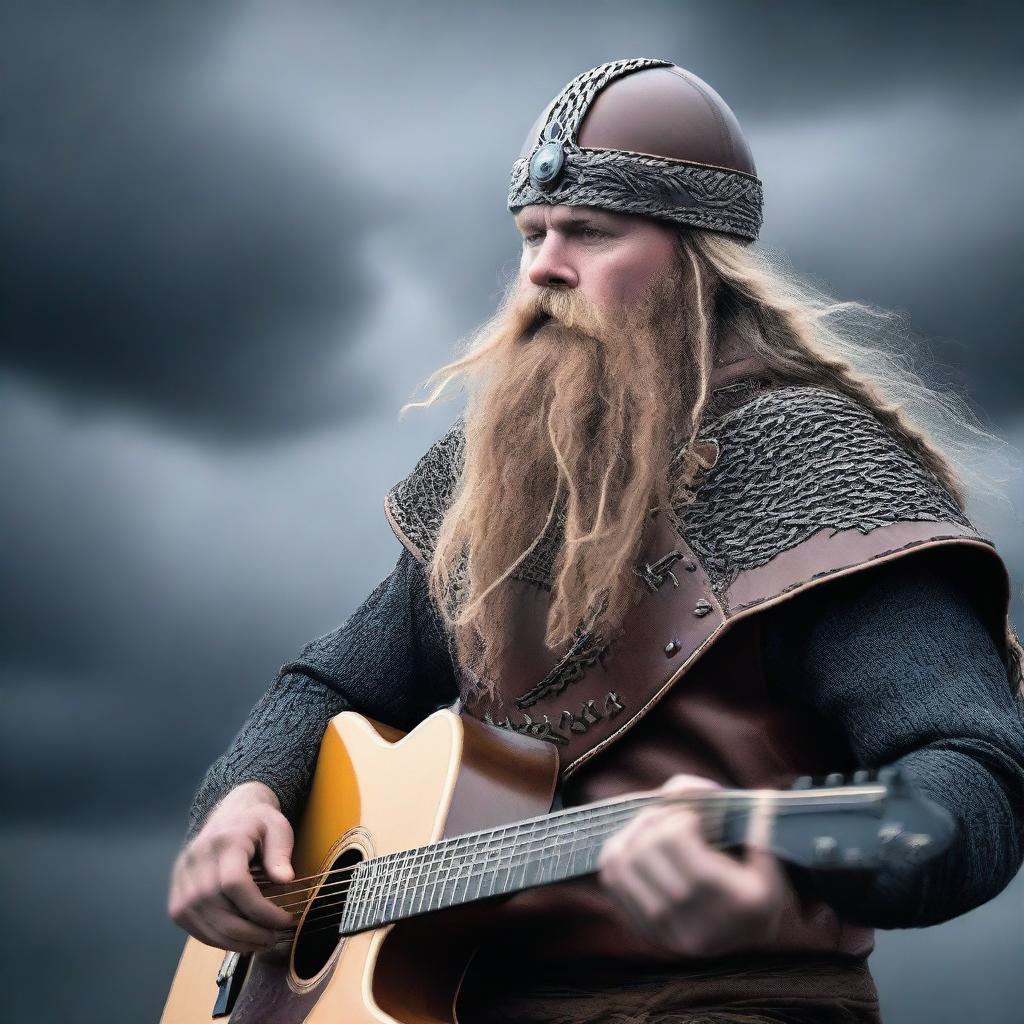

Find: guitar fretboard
338;791;733;933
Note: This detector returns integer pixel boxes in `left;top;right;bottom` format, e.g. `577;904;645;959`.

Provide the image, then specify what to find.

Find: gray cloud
3;2;385;440
5;1;1022;434
0;373;457;827
748;93;1024;421
673;0;1023;116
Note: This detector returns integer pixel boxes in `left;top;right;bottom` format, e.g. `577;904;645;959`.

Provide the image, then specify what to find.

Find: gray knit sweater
187;547;1024;929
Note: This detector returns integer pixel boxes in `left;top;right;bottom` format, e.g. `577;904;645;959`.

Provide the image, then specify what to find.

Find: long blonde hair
687;229;993;506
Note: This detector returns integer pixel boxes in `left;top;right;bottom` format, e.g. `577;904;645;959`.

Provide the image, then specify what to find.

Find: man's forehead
513;205;621;230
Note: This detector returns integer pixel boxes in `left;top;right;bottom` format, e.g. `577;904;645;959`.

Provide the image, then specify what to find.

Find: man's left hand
596;773;786;957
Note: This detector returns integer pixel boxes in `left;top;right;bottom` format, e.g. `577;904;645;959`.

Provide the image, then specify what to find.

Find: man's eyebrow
515;211;611;231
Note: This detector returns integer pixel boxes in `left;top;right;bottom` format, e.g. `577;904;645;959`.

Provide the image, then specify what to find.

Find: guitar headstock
728;767;955;872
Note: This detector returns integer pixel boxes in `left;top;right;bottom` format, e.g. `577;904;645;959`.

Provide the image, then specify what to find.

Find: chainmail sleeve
185;547;458;838
185;669;352;839
761;551;1024;927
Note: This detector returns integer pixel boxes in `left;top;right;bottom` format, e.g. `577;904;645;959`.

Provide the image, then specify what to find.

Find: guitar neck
336;785;883;935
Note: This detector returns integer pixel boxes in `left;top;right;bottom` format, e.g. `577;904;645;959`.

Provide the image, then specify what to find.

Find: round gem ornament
528;122;566;191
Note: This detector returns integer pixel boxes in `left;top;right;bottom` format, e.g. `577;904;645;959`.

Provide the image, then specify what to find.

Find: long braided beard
427;254;714;696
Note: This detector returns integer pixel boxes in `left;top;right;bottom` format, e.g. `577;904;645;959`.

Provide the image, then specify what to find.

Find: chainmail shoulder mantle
384;385;981;597
674;384;978;596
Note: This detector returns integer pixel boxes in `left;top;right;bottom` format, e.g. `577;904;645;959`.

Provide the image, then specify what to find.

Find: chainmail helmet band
508;57;764;243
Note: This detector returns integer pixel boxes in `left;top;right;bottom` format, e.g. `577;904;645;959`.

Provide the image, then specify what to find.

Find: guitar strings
256;790;688;905
258;790;692;907
259;787;878;913
255;788;873;904
276;789;883;936
261;789;705;908
294;804;698;935
290;798;654;925
294;784;782;932
289;810;765;943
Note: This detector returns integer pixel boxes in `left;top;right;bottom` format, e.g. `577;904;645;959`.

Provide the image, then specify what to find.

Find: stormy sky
2;2;1022;1021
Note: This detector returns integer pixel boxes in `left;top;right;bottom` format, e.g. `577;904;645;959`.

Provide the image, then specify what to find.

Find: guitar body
160;709;560;1024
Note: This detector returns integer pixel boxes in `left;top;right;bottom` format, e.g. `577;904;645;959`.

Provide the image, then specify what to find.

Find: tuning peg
790;775;814;790
852;769;871;785
824;772;845;787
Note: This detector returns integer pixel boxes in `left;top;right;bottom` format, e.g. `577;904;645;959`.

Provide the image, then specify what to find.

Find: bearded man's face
514;204;681;317
427;205;716;686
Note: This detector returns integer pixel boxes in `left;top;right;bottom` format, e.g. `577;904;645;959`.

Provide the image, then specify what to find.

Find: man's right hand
168;781;297;952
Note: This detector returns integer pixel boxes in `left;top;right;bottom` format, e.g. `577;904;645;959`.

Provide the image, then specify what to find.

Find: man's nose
526;235;579;289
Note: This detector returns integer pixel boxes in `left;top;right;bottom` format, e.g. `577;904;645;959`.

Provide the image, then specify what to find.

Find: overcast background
2;2;1022;1021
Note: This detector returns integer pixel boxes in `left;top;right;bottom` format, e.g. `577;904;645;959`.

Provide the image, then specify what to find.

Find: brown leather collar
709;353;771;391
708;327;772;392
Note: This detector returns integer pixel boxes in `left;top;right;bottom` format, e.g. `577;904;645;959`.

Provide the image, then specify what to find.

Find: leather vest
384;370;1017;964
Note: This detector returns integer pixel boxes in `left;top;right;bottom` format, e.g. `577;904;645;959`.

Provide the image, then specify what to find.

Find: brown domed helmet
508;58;762;243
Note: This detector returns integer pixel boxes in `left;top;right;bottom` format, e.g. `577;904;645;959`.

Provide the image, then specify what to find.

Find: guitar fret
380;852;400;923
457;838;474;904
425;839;445;913
391;850;410;922
368;858;381;928
345;867;364;933
354;864;369;932
472;830;491;902
436;840;454;910
377;856;390;927
485;827;501;897
413;843;430;915
517;824;533;890
367;857;382;929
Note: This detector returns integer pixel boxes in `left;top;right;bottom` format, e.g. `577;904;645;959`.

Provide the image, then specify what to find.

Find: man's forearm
763;554;1024;927
804;740;1023;927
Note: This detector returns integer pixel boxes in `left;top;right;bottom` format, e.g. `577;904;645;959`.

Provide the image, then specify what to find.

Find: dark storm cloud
745;94;1024;423
0;380;457;828
621;0;1024;422
2;2;383;440
674;0;1024;115
5;1;1022;435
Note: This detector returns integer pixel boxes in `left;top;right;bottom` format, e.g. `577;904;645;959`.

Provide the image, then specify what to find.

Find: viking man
170;59;1024;1023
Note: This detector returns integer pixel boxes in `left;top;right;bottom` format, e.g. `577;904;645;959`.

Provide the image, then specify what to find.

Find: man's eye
521;227;605;245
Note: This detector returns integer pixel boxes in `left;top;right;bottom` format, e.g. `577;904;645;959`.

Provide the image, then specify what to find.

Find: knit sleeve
185;547;459;838
760;550;1024;928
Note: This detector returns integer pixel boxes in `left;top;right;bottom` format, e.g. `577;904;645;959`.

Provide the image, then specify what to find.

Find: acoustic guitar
160;707;952;1023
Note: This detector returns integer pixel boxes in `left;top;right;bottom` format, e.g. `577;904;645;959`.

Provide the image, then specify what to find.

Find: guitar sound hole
293;847;364;980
